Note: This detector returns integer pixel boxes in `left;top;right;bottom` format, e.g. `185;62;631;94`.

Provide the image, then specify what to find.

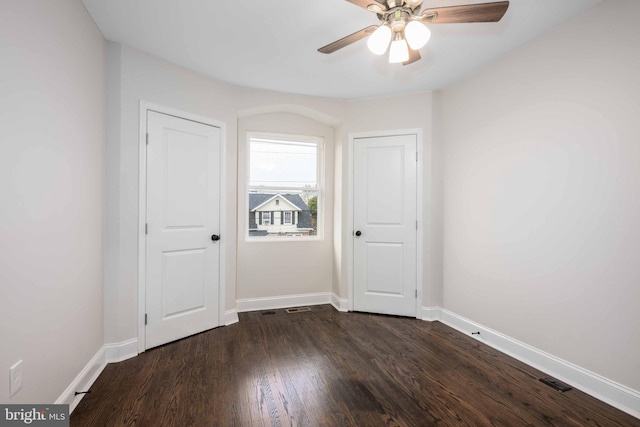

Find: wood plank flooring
71;305;639;426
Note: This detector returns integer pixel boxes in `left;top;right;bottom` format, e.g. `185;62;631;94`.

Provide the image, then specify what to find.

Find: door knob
355;230;362;237
211;234;220;242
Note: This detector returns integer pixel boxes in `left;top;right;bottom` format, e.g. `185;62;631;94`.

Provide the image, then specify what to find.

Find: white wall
102;42;442;336
237;113;337;300
104;44;239;342
0;0;105;403
334;92;441;308
104;44;349;339
438;0;640;391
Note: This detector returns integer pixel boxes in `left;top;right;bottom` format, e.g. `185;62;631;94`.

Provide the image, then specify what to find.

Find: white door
145;111;221;349
353;134;417;317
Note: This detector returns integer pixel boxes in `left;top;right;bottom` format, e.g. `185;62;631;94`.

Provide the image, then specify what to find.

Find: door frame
347;129;424;317
137;101;227;353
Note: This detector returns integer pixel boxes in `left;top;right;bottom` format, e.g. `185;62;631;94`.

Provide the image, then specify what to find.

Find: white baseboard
104;338;138;363
331;293;349;312
422;306;640;419
236;292;331;312
224;309;239;326
419;306;441;321
56;346;107;413
58;338;140;414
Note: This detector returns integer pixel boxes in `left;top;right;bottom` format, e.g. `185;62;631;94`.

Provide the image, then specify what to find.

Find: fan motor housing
387;8;411;32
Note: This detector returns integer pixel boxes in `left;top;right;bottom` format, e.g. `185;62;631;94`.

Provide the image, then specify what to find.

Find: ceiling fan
318;1;509;65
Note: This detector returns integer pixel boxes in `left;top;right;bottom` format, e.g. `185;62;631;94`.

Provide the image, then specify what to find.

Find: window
260;211;271;225
283;211;292;225
247;133;322;239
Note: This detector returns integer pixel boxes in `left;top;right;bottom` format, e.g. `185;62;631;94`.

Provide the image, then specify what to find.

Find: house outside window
247;133;322;239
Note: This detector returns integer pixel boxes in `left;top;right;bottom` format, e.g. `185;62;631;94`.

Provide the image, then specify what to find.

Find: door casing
347;129;424;317
137;101;227;353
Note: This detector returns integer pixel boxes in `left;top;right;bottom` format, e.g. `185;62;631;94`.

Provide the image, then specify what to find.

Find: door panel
146;111;221;349
366;146;405;225
366;243;404;295
161;249;206;318
164;130;208;228
354;134;417;317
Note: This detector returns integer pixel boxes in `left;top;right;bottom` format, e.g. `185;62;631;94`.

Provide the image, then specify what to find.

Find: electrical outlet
9;360;23;397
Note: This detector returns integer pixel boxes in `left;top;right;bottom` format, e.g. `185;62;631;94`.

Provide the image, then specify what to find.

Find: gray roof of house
248;193;309;211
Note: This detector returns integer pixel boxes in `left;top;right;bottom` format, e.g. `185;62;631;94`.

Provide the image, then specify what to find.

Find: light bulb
367;25;392;55
388;37;409;63
405;20;431;50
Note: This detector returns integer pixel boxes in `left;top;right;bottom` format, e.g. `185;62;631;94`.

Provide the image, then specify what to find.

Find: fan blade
318;25;378;54
421;1;509;24
403;48;421;65
345;0;388;13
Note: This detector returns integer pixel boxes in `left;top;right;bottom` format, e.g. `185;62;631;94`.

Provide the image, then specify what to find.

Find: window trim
246;132;324;242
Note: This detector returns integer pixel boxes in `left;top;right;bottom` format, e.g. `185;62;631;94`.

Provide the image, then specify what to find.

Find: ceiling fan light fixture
367;24;392;55
405;20;431;50
388;34;409;63
318;0;510;66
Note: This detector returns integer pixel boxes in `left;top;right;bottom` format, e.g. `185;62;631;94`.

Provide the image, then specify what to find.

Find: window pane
248;190;319;238
247;135;321;240
249;139;317;188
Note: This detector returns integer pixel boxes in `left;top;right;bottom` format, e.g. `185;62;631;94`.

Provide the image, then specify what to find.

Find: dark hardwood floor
71;305;639;426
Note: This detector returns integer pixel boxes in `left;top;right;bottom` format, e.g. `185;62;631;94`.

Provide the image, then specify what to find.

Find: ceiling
81;0;600;99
